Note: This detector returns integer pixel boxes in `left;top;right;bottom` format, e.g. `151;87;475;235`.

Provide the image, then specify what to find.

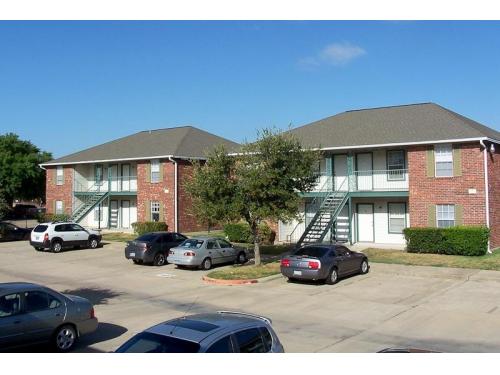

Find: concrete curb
202;275;258;285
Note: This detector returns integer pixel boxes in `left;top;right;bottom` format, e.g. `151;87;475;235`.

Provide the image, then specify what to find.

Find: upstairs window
437;204;455;228
435;144;453;177
56;166;64;185
151;159;160;183
387;150;405;181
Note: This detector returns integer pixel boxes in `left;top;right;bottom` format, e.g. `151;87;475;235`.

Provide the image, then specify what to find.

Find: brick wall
177;160;208;232
46;166;73;215
408;143;487;227
488;147;500;249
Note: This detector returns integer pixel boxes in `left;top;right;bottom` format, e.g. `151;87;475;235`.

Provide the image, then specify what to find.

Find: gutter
168;157;178;232
480;140;491;253
40;154;207;167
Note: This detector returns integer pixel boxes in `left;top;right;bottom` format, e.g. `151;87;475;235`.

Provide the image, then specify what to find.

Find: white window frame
387;150;406;181
435;144;453;177
151;159;160;183
56;166;64;185
388;203;406;234
436;204;455;228
94;205;103;222
151;201;160;222
55;200;64;215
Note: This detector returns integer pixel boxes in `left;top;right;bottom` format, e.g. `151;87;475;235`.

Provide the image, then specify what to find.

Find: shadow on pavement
61;287;123;305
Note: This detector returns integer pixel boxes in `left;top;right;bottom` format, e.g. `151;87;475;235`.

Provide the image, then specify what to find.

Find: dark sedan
125;232;187;266
0;222;32;242
280;244;369;284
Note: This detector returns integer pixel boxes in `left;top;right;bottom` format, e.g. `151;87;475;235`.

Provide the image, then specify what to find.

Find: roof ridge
141;125;194;133
344;102;434;113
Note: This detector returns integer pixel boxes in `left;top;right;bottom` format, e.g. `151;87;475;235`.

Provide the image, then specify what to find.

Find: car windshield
115;332;200;353
179;239;204;249
136;234;158;242
294;247;328;258
33;225;48;233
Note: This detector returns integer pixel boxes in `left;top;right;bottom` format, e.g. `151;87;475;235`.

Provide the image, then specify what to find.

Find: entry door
121;200;130;229
356;153;373;191
333;155;348;191
121;164;130;191
109;165;118;192
357;204;374;242
110;200;119;228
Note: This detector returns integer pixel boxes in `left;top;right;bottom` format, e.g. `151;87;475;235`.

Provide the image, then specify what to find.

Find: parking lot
2;240;500;352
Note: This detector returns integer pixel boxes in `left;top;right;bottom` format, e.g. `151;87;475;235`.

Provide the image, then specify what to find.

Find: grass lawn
363;248;500;271
102;232;136;242
207;261;281;280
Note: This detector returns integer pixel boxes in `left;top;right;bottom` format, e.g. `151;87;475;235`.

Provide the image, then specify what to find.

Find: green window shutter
159;201;164;222
426;149;435;177
159;161;164;182
455;204;463;226
145;200;151;221
428;204;436;227
453;146;462;177
145;163;151;183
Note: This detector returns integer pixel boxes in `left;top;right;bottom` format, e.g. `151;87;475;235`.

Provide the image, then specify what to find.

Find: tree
185;128;320;266
0;133;52;206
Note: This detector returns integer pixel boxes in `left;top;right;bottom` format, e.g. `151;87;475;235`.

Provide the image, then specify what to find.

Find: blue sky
1;21;499;158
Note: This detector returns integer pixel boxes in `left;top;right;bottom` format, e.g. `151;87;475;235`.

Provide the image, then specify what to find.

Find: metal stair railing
71;182;109;223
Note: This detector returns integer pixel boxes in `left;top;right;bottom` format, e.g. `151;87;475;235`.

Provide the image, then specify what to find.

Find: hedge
403;226;490;256
131;221;168;236
37;213;71;223
223;222;276;244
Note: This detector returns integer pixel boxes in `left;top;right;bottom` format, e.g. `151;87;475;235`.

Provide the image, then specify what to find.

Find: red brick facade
46;166;73;215
177;160;207;232
488;147;500;249
408;143;487;227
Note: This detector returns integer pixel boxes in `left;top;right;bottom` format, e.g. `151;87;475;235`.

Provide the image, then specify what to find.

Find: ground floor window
388;203;406;233
437;204;455;228
151;201;160;222
55;200;64;215
94;205;103;221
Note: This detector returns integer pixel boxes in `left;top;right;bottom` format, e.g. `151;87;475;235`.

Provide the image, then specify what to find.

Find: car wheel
201;257;212;270
325;267;338;285
89;237;99;249
132;259;143;265
360;259;369;274
153;253;166;266
236;251;247;264
51;240;63;253
53;324;77;352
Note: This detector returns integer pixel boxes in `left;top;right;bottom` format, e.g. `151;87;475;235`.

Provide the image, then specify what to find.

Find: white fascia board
39;154;206;167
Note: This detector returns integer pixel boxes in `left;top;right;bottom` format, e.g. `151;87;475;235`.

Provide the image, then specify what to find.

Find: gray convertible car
0;282;98;352
167;237;248;270
280;243;369;284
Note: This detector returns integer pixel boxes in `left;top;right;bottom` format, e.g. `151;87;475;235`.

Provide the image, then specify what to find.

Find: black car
280;243;369;284
0;222;32;242
125;232;188;266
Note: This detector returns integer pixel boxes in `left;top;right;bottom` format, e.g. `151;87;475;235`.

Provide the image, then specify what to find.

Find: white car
30;222;102;253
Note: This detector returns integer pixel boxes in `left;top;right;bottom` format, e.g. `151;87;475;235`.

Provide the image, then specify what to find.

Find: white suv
30;222;102;253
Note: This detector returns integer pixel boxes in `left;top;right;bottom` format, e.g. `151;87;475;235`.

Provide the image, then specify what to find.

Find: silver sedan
167;237;248;270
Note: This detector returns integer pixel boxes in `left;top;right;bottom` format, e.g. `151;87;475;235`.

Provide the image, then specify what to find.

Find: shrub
403;226;489;256
223;222;276;244
37;213;71;223
131;221;168;236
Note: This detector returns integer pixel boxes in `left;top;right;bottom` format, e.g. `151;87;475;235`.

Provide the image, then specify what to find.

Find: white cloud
298;42;366;69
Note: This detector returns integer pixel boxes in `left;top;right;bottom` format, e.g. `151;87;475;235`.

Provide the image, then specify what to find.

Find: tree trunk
251;222;261;266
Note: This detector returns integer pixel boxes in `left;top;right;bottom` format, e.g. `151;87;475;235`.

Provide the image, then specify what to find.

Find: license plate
35;236;39;241
293;270;302;276
130;252;135;257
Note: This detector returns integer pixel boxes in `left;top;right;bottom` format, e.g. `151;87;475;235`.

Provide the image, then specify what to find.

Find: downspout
480;140;491;253
168;157;178;232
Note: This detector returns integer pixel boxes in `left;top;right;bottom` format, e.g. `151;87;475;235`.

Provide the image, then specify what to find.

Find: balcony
74;176;137;194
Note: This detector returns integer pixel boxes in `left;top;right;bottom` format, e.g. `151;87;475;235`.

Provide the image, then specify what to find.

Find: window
55;201;64;215
234;328;267;353
151;159;160;183
260;327;273;352
94;205;103;222
116;332;200;353
217;239;232;248
95;164;104;185
33;225;48;233
387;150;405;181
294;246;328;258
48;294;62;309
435;144;453;177
388;203;406;234
24;291;50;312
206;240;219;249
206;336;234;353
56;166;64;185
0;293;21;318
179;239;204;248
151;201;160;222
437;204;455;228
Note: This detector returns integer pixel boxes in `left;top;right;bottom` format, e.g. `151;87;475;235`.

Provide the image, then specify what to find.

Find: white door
333;155;348;191
357;204;374;242
109;165;118;192
110;200;119;228
121;200;130;229
356;153;373;190
121;164;130;192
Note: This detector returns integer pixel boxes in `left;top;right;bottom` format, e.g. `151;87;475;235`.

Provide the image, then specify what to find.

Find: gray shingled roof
286;103;500;149
43;126;240;165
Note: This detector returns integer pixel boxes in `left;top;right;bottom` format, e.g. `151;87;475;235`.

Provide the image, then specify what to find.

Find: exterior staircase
71;183;109;223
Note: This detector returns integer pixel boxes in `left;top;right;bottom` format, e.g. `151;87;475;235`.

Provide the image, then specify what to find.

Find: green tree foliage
185;128;320;265
0;133;52;205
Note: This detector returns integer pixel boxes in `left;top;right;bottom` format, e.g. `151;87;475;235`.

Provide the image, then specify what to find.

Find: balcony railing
74;176;137;193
